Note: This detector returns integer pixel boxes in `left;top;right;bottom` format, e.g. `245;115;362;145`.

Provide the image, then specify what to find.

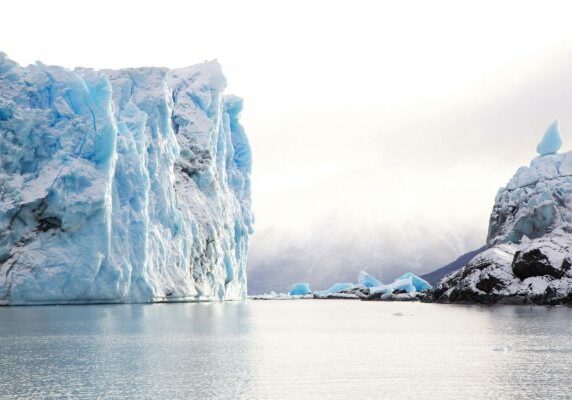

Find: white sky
3;0;572;268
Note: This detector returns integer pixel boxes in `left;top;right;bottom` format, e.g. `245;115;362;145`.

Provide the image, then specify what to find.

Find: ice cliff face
435;122;572;304
0;53;253;304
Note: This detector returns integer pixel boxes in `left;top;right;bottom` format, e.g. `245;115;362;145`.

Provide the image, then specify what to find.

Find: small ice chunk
357;270;383;287
324;283;354;293
370;277;417;295
396;272;433;292
288;283;312;296
314;283;354;297
389;277;417;293
536;120;562;156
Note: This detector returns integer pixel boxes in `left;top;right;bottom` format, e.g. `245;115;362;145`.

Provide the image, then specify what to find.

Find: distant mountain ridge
421;246;486;286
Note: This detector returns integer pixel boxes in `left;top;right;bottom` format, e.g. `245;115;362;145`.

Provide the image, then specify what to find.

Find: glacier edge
0;53;253;304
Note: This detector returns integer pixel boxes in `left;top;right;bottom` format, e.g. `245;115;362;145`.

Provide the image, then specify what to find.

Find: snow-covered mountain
435;122;572;304
0;53;253;305
420;246;485;286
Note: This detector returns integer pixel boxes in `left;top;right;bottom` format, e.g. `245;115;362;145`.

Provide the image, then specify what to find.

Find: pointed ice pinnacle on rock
536;120;562;156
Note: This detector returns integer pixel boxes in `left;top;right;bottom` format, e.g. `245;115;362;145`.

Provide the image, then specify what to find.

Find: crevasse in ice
0;53;253;304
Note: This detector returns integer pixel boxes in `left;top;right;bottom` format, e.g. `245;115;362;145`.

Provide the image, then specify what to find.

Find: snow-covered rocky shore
435;122;572;305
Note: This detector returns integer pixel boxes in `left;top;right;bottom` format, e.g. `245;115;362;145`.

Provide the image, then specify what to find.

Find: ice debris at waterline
289;283;312;295
313;282;354;298
250;271;433;301
435;122;572;305
369;277;416;296
0;53;253;305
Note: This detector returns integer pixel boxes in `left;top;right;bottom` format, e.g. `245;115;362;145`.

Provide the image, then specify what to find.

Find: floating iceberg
314;282;354;297
324;283;354;293
0;53;253;305
357;270;382;287
272;272;432;301
396;272;433;292
289;283;312;295
370;277;417;296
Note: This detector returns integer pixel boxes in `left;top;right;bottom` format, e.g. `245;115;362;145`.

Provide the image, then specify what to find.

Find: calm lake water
1;301;571;399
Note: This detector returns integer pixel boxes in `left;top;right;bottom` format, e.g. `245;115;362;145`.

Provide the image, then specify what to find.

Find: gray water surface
1;301;571;399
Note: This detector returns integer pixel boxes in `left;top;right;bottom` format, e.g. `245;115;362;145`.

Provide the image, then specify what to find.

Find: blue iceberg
0;53;253;305
288;283;312;296
324;283;354;293
314;283;354;297
536;120;561;156
370;277;417;296
396;272;433;292
357;270;383;287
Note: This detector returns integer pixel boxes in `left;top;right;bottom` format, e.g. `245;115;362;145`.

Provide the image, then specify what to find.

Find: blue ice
314;283;354;297
0;53;253;304
370;277;417;295
396;272;433;292
358;271;383;287
536;120;562;156
289;283;312;296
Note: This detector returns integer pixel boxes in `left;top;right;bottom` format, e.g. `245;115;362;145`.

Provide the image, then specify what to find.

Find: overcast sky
3;0;572;289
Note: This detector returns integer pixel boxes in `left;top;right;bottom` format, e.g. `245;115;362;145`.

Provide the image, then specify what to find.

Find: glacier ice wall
0;53;253;304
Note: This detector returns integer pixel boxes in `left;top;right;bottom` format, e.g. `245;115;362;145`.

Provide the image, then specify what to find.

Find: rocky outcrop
435;122;572;305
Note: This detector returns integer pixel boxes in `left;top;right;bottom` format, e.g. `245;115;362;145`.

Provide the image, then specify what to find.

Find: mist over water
247;219;484;294
247;58;572;293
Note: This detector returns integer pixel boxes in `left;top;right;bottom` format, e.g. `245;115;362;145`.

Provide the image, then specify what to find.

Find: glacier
435;122;572;304
0;53;253;305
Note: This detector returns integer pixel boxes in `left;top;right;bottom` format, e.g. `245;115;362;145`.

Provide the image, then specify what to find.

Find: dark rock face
475;275;504;293
512;249;565;280
432;242;572;305
432;145;572;305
